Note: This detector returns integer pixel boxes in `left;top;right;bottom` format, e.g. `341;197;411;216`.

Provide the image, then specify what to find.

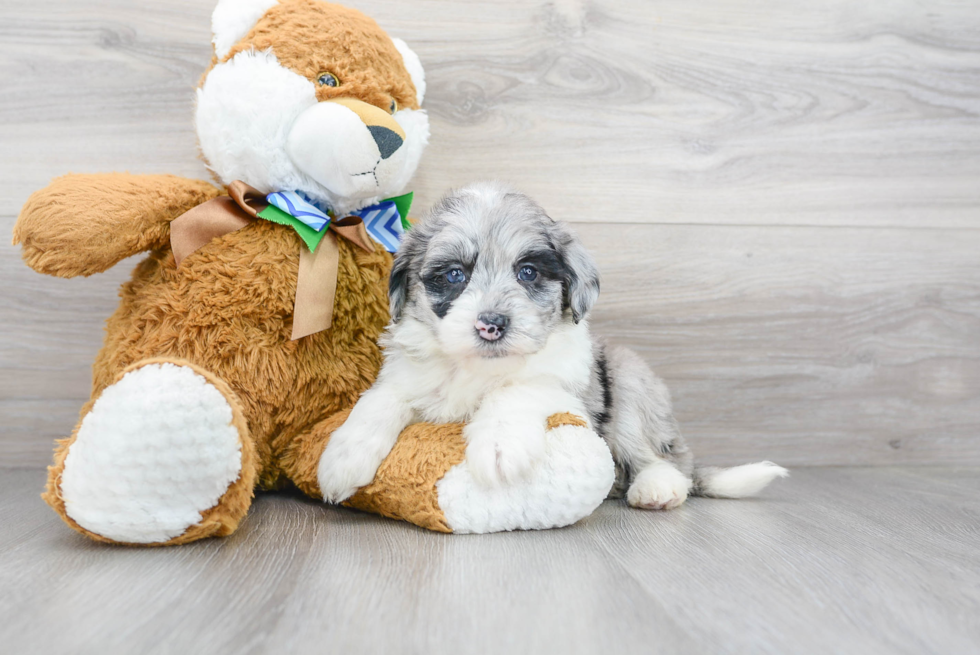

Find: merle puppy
318;182;787;508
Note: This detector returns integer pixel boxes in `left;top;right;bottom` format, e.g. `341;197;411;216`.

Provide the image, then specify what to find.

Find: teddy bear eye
389;99;397;114
317;72;339;87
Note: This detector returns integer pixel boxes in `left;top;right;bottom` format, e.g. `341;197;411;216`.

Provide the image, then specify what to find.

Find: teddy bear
12;0;614;545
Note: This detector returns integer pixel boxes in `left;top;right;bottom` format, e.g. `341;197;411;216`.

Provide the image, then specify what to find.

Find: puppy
318;182;788;508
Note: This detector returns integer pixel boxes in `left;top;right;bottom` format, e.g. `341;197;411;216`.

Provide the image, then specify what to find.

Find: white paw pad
627;464;691;510
464;429;545;487
60;363;243;543
437;424;616;534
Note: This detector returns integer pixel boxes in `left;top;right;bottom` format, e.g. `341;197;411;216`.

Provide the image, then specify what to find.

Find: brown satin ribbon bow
170;181;375;340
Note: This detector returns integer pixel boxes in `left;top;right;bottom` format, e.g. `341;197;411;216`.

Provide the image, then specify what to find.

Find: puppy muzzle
475;313;509;341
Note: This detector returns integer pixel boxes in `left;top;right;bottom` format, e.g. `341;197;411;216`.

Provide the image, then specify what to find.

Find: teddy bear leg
281;411;616;534
279;409;466;532
43;358;259;546
434;416;617;534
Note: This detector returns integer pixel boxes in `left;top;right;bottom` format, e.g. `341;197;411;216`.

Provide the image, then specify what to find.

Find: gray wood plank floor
1;467;977;654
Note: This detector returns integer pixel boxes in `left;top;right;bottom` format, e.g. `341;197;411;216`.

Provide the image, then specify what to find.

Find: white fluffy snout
287;101;395;200
435;286;555;360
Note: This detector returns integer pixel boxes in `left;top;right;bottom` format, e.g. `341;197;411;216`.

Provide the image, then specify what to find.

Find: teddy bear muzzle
286;97;408;200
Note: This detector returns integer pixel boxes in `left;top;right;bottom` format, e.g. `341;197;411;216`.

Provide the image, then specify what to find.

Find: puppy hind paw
627;464;691;510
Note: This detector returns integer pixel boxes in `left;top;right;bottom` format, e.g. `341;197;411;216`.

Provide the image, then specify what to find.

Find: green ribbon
256;191;413;252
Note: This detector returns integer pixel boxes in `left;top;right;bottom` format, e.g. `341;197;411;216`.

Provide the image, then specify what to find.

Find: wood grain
1;0;979;466
1;0;978;226
581;223;980;466
1;467;978;654
3;221;979;467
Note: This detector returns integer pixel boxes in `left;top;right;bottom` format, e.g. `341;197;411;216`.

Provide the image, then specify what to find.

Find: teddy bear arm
13;173;221;278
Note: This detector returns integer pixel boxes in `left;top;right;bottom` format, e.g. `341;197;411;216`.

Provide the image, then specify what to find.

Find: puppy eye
389;99;397;113
317;72;339;87
518;265;538;282
446;268;467;284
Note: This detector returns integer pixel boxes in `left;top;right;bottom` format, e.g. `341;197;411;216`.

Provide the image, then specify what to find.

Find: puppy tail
690;461;789;499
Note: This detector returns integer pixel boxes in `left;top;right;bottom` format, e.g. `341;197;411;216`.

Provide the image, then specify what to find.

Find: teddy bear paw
437;423;616;533
59;362;244;544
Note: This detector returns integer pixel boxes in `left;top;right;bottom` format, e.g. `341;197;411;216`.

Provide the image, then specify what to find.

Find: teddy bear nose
367;125;403;160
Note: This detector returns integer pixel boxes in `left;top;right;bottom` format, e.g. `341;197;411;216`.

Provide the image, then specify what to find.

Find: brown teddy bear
12;0;614;545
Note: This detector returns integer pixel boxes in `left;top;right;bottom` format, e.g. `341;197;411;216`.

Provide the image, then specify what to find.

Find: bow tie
262;190;413;253
170;181;412;341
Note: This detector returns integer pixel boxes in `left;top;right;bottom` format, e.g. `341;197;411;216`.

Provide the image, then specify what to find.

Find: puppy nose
475;313;509;341
367;125;403;160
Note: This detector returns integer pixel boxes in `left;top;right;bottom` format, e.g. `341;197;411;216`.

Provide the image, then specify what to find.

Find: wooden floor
1;467;977;654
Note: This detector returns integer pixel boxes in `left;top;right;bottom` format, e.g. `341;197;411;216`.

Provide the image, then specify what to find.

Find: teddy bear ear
391;38;426;106
211;0;279;60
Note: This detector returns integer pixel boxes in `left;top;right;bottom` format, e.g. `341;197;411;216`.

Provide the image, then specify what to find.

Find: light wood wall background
1;0;978;467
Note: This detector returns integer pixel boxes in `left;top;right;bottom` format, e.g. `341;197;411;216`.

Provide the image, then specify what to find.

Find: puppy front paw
627;463;691;510
317;426;386;504
464;423;546;487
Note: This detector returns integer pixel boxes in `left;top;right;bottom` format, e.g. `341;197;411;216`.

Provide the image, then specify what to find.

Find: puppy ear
554;225;600;323
211;0;279;60
389;239;419;323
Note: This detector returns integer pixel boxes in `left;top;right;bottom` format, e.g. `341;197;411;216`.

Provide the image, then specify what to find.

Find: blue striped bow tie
259;190;413;253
